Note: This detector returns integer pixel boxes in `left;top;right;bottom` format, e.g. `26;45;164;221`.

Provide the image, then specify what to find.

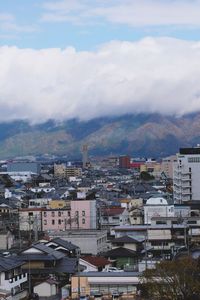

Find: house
80;256;111;272
0;257;28;300
17;243;77;283
103;247;139;270
45;237;79;257
111;235;143;253
144;197;174;224
33;278;59;298
101;207;129;231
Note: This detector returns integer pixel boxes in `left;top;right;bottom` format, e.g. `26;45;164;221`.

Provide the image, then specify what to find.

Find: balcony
182;190;192;195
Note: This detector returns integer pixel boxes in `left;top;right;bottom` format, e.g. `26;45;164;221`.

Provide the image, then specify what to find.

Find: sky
1;0;200;122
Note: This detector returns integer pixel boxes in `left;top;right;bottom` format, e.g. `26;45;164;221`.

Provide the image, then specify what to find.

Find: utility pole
34;215;38;242
77;249;81;299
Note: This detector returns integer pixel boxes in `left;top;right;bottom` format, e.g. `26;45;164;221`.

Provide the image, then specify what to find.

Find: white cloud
0;12;37;35
1;37;200;123
41;0;200;27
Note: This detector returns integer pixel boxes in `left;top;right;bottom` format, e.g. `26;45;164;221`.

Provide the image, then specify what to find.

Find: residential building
19;208;44;231
45;237;79;257
54;164;82;179
42;209;71;231
0;257;28;299
101;207;129;230
80;256;111;272
66;167;82;179
18;243;77;281
70;199;97;229
49;230;108;255
54;163;66;178
33;279;59;298
173;147;200;203
161;155;177;179
48;199;69;210
119;155;131;169
29;198;50;208
144;197;174;224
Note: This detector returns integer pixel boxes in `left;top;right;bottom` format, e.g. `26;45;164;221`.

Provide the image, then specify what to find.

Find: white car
103;267;123;272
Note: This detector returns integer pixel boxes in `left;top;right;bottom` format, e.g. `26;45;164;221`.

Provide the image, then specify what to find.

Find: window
156;221;167;225
58;211;62;217
28;212;33;216
58;219;61;225
82;218;85;224
188;157;200;163
52;220;55;225
68;211;71;216
82;211;85;216
188;220;197;224
44;212;47;217
44;220;47;225
51;211;55;217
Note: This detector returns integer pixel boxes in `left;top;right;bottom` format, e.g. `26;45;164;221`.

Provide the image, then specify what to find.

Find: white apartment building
173;147;200;203
144;197;174;224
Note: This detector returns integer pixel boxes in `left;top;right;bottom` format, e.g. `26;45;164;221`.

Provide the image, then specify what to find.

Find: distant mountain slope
0;113;199;159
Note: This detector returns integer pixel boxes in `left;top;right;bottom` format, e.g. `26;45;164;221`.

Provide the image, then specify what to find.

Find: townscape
0;146;199;300
2;1;200;299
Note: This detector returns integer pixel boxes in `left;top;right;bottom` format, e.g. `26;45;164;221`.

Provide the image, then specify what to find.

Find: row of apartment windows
188;157;200;163
43;211;70;217
75;211;86;216
43;218;86;225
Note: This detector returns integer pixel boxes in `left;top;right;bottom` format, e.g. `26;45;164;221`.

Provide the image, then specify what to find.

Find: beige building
140;161;162;178
54;163;66;178
54;164;82;179
48;199;69;210
161;155;177;179
71;272;139;298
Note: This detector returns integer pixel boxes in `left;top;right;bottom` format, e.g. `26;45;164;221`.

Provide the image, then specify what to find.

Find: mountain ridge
0;113;199;159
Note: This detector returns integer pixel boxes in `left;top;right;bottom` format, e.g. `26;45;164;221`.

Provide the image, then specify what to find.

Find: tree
140;257;200;300
140;171;154;181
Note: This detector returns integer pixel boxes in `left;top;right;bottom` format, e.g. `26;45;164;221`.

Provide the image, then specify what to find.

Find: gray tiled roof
0;257;25;272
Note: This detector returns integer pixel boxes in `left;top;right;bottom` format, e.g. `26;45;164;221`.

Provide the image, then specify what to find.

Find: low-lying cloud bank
1;37;200;123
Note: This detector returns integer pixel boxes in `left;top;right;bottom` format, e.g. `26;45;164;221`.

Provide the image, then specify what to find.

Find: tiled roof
102;207;125;216
81;256;110;267
103;247;137;258
0;257;25;272
50;237;79;251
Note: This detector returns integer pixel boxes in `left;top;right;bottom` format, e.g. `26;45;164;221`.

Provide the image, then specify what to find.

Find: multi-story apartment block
173;147;200;203
19;208;44;231
54;164;82;179
70;199;97;229
42;209;71;231
54;163;66;178
161;155;177;179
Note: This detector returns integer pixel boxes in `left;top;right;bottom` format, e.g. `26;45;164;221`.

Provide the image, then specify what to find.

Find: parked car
102;267;123;272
